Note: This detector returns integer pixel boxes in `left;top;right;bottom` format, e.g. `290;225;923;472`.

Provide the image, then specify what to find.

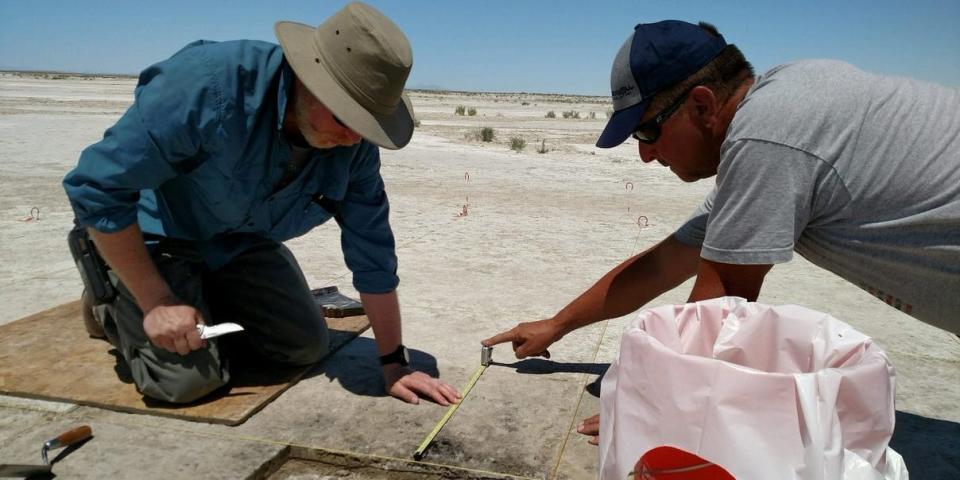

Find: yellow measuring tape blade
413;363;487;460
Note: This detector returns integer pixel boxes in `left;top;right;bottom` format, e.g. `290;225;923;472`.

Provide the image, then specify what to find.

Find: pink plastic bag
599;297;908;479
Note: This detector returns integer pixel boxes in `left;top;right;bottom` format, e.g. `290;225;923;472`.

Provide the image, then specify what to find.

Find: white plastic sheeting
598;297;907;479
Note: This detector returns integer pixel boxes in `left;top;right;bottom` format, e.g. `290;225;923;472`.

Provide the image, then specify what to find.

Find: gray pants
92;237;329;403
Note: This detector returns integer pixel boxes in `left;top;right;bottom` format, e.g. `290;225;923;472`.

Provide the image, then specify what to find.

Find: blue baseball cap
596;20;727;148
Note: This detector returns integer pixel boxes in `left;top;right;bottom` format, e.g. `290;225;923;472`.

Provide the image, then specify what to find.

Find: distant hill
0;69;136;80
410;83;448;91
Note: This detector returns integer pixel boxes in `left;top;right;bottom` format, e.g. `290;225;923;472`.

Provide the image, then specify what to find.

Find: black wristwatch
379;344;410;367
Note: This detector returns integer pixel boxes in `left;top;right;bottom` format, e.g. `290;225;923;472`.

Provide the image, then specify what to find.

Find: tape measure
413;346;492;460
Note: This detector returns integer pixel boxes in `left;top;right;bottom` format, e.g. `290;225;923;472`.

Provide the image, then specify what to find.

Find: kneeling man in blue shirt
63;2;460;405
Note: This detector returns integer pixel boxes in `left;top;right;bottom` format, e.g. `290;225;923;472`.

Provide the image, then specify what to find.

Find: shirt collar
276;60;294;132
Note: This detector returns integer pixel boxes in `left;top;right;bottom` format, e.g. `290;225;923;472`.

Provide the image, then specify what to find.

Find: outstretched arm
482;234;701;358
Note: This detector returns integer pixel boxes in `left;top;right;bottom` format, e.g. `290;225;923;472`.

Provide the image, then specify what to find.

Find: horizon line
0;69;611;99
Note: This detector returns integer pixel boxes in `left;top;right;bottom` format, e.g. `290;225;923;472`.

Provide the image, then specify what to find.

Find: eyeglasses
631;85;698;144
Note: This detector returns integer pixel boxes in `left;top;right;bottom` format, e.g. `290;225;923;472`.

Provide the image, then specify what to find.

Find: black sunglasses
631;85;698;144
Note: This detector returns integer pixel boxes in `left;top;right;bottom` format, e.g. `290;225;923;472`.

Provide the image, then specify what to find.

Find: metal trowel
0;425;92;477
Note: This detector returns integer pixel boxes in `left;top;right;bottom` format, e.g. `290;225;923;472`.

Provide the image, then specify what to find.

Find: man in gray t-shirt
482;20;959;444
674;59;960;332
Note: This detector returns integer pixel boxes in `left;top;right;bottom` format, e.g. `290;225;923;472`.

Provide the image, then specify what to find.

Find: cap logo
609;35;644;110
612;85;635;100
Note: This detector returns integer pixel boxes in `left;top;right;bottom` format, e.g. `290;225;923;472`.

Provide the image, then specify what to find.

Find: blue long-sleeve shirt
63;40;399;293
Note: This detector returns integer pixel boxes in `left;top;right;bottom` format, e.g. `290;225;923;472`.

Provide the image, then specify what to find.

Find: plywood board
0;301;368;425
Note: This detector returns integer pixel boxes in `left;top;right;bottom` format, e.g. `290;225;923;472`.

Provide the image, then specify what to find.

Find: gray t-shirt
675;60;960;334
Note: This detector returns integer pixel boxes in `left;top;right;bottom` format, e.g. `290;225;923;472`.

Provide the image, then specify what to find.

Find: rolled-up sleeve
63;41;222;233
336;145;399;293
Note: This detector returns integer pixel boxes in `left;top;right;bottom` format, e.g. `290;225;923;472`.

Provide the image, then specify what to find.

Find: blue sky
2;0;957;95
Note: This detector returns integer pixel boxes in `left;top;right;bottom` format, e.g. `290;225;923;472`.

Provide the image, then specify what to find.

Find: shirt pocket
159;168;246;238
269;191;338;240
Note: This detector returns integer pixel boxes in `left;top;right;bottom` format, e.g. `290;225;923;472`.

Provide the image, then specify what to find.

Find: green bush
454;105;465;115
509;136;527;152
468;127;495;142
467;107;477;116
545;111;556;118
480;127;495;142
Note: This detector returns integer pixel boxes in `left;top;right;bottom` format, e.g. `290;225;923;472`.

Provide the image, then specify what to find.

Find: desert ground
0;71;957;479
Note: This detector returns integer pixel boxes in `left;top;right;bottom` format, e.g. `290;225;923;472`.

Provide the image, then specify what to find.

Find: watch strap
379;344;409;366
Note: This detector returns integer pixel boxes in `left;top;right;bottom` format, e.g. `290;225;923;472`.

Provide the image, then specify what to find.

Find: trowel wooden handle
45;425;92;450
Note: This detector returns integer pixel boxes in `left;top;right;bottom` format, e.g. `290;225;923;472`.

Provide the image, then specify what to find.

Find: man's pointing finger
481;329;517;347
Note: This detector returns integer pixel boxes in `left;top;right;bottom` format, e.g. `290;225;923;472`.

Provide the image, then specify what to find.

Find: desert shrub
588;111;596;119
468;127;495;142
467;107;477;116
480;127;495;142
521;101;530;106
414;118;421;128
537;139;549;154
454;105;465;115
509;136;527;152
561;110;580;119
545;111;556;118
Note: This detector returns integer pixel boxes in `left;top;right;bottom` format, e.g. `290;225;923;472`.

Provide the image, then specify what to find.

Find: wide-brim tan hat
275;1;414;150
